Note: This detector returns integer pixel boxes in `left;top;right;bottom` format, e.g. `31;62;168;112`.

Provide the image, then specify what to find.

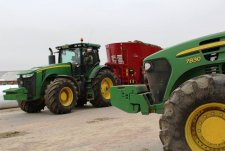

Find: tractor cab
49;42;101;77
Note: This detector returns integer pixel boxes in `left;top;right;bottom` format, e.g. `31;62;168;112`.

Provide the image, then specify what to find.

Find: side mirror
48;48;55;64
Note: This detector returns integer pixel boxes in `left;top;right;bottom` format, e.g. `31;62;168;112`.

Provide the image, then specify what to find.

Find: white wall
0;85;18;109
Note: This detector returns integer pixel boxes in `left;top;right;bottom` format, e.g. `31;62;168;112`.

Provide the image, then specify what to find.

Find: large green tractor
4;41;117;114
111;32;225;151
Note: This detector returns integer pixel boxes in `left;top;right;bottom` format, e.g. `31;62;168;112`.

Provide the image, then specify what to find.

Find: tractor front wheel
159;74;225;151
44;78;77;114
91;69;117;107
18;99;45;113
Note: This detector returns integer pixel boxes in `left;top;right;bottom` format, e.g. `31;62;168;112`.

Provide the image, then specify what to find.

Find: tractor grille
205;65;220;74
200;38;220;61
145;59;171;103
17;75;36;99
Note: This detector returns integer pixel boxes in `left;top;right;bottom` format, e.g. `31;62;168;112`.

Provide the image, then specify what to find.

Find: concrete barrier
0;85;18;109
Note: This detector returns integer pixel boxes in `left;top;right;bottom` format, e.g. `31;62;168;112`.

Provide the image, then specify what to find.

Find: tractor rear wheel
91;69;117;107
18;99;45;113
159;74;225;151
44;78;77;114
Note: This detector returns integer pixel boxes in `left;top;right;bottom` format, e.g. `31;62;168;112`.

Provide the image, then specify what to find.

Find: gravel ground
0;105;162;151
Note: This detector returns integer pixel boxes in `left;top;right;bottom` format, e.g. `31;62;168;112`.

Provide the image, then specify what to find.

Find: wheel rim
185;103;225;151
59;87;73;106
101;77;113;100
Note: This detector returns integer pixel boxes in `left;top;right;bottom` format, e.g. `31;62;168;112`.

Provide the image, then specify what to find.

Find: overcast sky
0;0;225;71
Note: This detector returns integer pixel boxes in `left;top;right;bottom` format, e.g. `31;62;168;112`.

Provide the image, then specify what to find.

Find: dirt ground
0;105;162;151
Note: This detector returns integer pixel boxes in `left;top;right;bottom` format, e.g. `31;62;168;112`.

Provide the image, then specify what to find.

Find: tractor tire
91;69;117;107
44;78;77;114
18;99;45;113
159;74;225;151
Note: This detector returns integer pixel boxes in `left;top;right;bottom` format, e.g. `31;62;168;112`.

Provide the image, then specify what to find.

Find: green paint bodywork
3;87;28;100
111;31;225;114
3;42;106;102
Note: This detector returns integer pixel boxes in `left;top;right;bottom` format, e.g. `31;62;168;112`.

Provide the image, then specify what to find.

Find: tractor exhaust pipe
48;48;55;64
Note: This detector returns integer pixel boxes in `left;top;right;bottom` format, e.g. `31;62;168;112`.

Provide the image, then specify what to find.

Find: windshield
61;48;81;64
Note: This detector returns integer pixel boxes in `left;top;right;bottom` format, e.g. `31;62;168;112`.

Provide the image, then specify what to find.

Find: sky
0;0;225;71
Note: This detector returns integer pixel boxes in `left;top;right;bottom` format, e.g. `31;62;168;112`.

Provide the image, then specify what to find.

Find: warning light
80;38;84;43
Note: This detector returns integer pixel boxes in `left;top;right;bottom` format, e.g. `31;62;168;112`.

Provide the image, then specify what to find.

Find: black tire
44;78;77;114
90;69;117;107
159;74;225;151
18;99;45;113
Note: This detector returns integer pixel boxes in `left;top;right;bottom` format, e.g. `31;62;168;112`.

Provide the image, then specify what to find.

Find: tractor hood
17;63;71;76
33;63;71;73
143;31;225;103
17;69;35;75
144;31;225;62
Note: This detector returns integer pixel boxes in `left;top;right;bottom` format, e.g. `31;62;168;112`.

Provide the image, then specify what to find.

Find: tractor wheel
159;74;225;151
91;69;117;107
44;78;77;114
18;99;45;113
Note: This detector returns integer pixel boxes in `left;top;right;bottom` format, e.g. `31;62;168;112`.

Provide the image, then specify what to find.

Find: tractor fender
42;75;79;95
55;75;79;92
88;65;113;80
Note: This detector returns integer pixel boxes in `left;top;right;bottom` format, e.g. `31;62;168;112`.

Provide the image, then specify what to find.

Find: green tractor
111;32;225;151
4;41;117;114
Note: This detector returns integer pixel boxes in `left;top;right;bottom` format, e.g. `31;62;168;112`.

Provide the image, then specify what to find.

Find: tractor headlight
18;80;23;86
16;74;21;79
144;62;151;71
22;73;34;78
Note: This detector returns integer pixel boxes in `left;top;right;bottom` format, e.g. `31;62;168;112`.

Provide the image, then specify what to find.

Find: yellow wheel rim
101;77;113;100
59;87;73;106
185;103;225;151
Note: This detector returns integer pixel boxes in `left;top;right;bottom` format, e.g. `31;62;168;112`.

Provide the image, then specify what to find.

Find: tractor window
61;48;81;64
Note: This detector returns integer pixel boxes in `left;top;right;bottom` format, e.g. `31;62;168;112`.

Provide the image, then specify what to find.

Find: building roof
0;71;6;77
0;71;18;81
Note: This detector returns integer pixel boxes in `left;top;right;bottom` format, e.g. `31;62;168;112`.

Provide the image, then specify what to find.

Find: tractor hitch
110;84;151;115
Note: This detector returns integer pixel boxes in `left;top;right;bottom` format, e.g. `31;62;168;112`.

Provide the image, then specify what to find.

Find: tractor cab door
60;48;83;77
70;48;84;77
82;47;100;74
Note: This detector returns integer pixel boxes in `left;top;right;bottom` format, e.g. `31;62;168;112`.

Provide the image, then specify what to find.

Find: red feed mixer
106;41;162;84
